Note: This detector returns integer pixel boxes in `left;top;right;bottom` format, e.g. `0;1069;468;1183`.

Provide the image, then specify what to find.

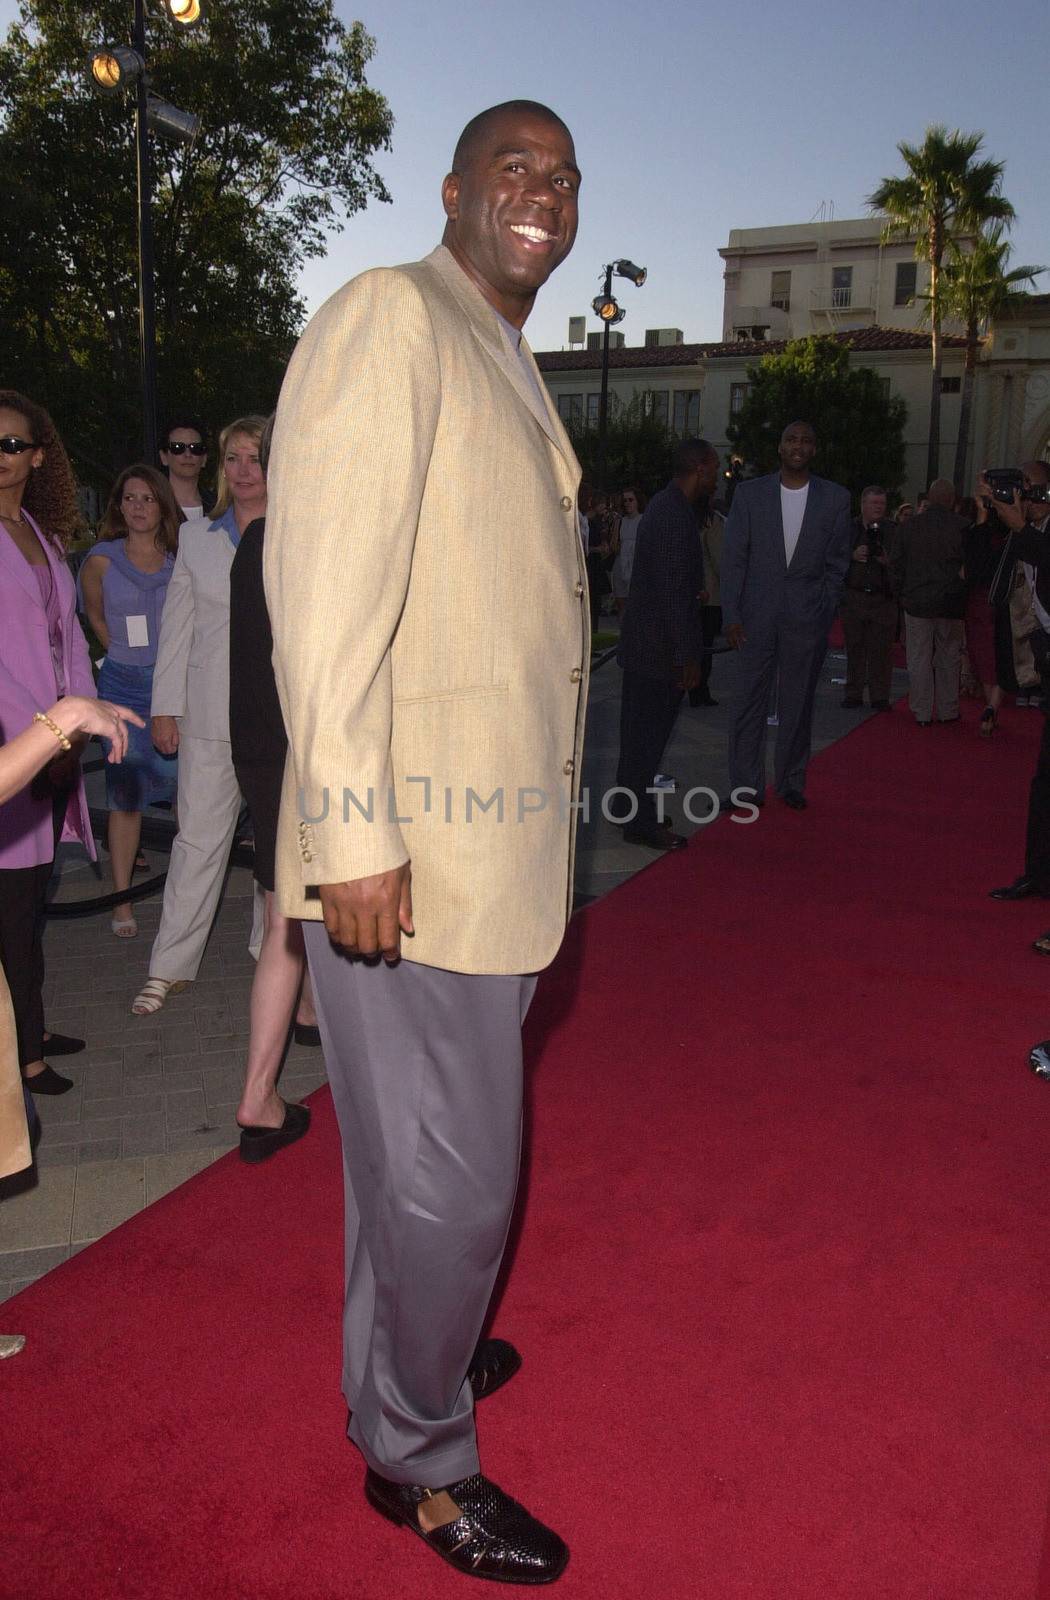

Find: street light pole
132;0;159;464
596;264;614;490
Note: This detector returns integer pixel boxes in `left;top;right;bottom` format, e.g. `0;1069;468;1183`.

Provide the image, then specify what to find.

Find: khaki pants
904;614;963;722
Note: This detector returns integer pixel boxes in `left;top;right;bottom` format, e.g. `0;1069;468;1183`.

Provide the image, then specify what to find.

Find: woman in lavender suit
0;390;97;1097
79;465;180;935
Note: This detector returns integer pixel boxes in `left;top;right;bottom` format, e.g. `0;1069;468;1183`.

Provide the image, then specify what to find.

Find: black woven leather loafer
364;1469;568;1584
468;1338;522;1401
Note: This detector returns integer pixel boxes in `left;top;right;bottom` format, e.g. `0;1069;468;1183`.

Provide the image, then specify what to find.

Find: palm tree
868;126;1015;486
938;226;1043;491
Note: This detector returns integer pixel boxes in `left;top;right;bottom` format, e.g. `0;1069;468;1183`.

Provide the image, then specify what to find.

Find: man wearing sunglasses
160;419;214;524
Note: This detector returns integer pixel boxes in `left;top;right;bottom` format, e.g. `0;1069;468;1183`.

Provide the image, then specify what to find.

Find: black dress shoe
364;1469;569;1585
292;1022;321;1047
24;1064;74;1095
781;789;807;810
871;700;892;712
689;687;717;707
719;793;765;813
623;823;687;851
468;1337;522;1401
989;875;1050;901
1030;1041;1050;1079
41;1032;85;1057
237;1101;310;1163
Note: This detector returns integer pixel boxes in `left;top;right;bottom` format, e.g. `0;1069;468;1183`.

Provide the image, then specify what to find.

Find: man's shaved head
927;478;956;508
452;101;573;173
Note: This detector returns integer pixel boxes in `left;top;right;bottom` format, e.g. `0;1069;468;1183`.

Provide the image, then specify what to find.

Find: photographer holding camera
984;460;1050;902
840;485;898;711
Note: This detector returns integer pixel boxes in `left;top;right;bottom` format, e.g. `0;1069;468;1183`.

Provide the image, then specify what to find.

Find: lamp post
592;258;646;488
88;1;201;463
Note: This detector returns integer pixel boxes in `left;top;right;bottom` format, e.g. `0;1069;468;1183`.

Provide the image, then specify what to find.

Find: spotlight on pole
167;0;202;22
592;293;620;322
146;95;201;142
87;45;144;93
614;259;647;287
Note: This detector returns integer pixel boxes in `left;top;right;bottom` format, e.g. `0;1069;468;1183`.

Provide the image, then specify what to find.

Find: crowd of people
1;92;1049;1585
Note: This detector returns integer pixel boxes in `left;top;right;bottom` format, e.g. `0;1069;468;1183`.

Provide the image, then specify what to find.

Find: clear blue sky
5;0;1047;351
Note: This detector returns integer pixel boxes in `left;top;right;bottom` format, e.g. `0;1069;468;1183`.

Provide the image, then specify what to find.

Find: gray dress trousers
303;920;536;1488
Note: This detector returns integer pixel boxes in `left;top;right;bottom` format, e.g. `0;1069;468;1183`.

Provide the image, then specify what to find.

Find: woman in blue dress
80;465;181;935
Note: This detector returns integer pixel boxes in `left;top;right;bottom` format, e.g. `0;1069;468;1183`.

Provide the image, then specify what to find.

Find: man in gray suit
721;421;852;811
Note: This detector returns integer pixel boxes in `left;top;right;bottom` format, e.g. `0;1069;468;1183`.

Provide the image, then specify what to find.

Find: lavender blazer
0;512;97;869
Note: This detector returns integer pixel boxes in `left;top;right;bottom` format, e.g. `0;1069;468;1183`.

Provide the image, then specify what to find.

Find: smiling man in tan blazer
264;102;586;1584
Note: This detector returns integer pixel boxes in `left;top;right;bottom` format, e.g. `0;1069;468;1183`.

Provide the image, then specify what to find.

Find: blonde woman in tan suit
266;102;587;1584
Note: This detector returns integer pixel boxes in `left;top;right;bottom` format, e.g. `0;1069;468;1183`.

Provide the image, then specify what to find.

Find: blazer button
560;496;573;510
563;758;575;776
574;581;585;597
570;667;582;682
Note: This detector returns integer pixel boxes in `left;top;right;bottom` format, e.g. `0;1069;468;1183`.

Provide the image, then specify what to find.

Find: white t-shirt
781;482;809;566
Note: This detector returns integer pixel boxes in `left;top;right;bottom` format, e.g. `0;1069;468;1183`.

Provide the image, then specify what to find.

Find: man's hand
319;862;414;963
680;659;702;692
854;544;869;561
698;590;710;604
725;622;746;650
977;476;1025;532
152;715;180;756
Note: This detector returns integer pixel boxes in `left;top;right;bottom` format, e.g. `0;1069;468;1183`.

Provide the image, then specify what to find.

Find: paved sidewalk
0;641;905;1303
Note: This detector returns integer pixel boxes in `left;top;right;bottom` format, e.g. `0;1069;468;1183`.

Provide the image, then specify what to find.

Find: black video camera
983;467;1050;506
860;518;892;594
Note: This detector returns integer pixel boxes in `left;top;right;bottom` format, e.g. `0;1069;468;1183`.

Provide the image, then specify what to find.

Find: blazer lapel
788;477;822;571
769;475;788;572
422;245;567;455
0;516;48;606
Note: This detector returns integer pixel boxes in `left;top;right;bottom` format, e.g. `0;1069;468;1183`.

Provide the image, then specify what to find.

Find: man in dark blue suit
614;438;719;849
721;421;852;811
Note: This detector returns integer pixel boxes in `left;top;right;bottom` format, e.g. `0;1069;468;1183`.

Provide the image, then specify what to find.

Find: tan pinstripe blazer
264;246;589;976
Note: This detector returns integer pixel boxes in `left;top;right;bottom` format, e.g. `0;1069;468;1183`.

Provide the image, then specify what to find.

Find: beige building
535;296;1050;501
718;216;956;343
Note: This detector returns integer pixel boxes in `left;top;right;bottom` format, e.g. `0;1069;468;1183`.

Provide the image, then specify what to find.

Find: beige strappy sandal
131;977;189;1015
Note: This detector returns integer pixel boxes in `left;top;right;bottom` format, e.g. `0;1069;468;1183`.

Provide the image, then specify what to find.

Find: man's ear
441;172;460;222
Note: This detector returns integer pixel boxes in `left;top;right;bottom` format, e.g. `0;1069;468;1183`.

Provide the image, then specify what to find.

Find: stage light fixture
167;0;202;22
87;45;144;93
146;95;201;142
615;259;647;287
593;293;621;321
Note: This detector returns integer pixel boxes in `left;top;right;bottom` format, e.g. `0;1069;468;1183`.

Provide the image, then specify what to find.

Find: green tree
936;226;1043;491
565;394;677;499
868;125;1014;487
0;0;392;485
726;336;907;503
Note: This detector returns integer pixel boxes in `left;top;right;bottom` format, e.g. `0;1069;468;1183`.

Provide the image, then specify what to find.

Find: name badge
126;614;149;648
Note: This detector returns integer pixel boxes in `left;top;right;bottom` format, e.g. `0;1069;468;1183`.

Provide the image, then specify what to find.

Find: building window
770;269;791;312
940;375;961;394
729;382;750;417
586;393;601;428
831;266;853;308
733;325;769;342
557;393;583;424
894;261;917;307
643;390;669;426
673;391;701;435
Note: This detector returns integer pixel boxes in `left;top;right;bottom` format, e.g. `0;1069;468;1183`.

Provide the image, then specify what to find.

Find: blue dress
81;540;179;812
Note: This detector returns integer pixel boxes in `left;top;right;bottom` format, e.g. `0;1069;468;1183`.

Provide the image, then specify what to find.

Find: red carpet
7;700;1050;1600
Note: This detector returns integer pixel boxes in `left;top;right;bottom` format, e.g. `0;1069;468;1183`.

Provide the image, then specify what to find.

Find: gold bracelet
33;711;72;752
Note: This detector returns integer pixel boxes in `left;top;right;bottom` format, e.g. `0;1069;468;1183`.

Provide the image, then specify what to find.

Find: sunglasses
0;435;37;455
166;440;206;456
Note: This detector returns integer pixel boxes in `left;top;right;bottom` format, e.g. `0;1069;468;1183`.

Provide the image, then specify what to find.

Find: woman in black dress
228;417;316;1161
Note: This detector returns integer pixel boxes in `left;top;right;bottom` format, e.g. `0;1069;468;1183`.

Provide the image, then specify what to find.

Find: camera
983;466;1050;506
861;518;891;594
